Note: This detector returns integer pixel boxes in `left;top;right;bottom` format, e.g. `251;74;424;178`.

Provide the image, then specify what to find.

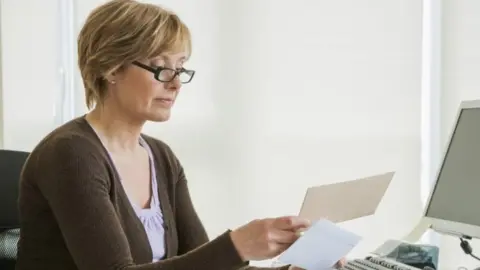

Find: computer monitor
422;99;480;239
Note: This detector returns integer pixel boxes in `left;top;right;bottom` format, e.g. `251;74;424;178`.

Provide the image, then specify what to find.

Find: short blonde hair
78;0;191;109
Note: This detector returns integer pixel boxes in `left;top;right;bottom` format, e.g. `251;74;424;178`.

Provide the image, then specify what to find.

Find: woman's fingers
334;257;347;268
268;228;301;244
272;216;311;230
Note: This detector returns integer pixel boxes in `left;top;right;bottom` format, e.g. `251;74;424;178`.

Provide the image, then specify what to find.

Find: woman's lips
155;98;174;107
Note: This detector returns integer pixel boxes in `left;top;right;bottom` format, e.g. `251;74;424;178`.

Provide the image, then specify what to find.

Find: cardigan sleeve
33;135;247;270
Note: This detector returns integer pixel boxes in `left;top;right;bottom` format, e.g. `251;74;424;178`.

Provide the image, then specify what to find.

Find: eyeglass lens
158;69;192;83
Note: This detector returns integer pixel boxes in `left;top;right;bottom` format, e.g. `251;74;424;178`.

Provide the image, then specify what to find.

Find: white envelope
278;219;362;269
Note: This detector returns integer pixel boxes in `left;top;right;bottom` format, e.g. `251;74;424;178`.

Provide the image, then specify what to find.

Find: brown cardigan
16;117;289;270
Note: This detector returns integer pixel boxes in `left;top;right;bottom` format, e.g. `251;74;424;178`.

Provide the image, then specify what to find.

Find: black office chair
0;149;30;269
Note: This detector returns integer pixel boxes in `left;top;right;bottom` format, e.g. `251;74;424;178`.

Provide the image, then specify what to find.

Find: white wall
438;0;480;268
0;1;61;151
0;0;3;148
1;0;424;267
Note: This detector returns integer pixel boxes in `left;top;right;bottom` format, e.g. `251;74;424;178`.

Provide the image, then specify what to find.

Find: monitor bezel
423;99;480;239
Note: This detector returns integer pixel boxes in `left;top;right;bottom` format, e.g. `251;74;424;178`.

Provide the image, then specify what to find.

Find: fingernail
302;219;312;227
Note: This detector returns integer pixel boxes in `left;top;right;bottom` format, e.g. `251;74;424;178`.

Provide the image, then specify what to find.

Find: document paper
299;172;394;223
278;219;361;270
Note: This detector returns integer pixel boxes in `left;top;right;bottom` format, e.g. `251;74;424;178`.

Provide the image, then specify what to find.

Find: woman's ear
104;71;117;85
104;64;125;85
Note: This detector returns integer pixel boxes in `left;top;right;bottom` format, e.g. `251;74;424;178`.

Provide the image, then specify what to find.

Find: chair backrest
0;149;30;268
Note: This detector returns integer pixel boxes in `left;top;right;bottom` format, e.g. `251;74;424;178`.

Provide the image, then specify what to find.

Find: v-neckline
79;116;174;258
115;137;157;212
83;119;155;211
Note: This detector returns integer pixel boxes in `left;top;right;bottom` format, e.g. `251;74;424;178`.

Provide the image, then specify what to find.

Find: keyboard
341;256;428;270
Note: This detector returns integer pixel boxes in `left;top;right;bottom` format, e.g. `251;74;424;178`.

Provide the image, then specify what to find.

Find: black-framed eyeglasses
132;61;195;84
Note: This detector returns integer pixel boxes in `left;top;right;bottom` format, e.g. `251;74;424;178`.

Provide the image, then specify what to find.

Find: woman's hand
230;216;310;261
288;257;347;270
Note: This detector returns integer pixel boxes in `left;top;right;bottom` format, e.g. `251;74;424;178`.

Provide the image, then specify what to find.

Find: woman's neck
86;103;145;153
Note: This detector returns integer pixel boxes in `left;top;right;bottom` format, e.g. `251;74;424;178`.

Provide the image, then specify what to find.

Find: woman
16;1;344;269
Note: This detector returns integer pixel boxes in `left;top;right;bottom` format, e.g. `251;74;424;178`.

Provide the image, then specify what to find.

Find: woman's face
108;52;189;122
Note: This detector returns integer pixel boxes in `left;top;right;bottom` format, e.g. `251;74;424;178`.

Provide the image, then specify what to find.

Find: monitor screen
426;107;480;227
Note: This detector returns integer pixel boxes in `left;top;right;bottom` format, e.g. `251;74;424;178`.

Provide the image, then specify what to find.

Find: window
420;0;442;245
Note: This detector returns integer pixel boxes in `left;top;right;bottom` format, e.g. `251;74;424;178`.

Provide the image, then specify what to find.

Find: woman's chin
146;110;172;122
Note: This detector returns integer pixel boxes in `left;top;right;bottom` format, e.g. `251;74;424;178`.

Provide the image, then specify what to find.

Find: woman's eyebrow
152;55;186;66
